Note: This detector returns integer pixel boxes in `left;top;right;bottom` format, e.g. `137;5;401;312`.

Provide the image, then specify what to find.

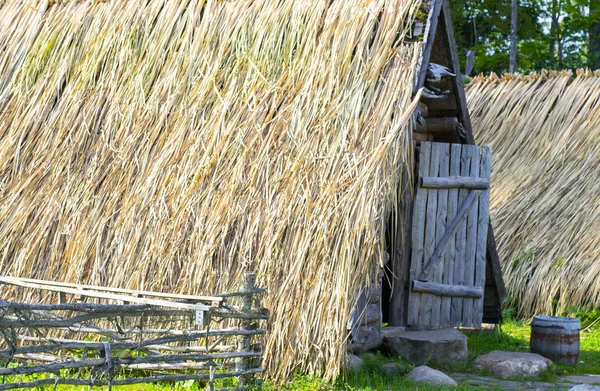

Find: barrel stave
530;316;580;366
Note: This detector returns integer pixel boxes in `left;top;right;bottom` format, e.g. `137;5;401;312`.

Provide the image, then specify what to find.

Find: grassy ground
6;320;600;390
260;319;600;391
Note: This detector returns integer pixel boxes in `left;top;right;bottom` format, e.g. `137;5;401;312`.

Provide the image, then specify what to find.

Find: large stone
569;386;600;391
473;351;552;378
564;376;600;385
347;326;383;354
406;365;457;387
347;354;365;372
382;327;468;366
365;303;381;325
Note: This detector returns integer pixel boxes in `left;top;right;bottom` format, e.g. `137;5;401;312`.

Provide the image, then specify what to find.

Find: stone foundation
347;267;384;354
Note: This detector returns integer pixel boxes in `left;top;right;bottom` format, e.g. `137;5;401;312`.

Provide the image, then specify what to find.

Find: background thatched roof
467;70;600;318
0;0;422;381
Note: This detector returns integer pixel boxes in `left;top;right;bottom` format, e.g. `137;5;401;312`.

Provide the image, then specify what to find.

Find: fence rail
0;273;267;390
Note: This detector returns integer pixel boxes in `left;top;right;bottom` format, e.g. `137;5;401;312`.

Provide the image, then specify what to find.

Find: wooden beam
413;132;432;142
389;166;414;327
487;225;507;302
0;277;212;311
441;0;474;143
415;117;458;133
413;0;443;94
412;280;483;298
418;102;429;117
421;176;489;189
0;276;223;305
420;96;458;114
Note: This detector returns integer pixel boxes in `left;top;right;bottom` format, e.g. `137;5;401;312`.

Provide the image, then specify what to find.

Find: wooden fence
0;273;267;390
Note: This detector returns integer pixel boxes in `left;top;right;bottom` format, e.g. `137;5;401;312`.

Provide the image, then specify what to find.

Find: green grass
464;320;600;376
261;356;491;391
3;320;600;390
262;319;600;391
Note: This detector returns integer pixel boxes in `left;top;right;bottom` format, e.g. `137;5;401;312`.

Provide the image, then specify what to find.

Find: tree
549;0;560;65
510;0;519;72
590;0;600;69
450;0;591;74
450;0;549;74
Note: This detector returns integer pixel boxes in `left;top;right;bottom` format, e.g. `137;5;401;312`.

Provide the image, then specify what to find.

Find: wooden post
389;156;414;326
414;117;458;134
236;272;256;386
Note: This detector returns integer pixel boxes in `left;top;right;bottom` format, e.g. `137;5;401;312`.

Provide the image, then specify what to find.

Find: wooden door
407;142;491;329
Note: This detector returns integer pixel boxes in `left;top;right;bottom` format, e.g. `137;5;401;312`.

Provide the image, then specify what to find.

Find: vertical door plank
441;144;461;327
419;143;441;326
451;145;471;326
462;145;481;327
431;143;449;328
473;146;492;328
407;142;432;326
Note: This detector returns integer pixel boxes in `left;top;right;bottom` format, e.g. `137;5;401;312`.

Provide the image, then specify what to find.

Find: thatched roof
466;70;600;318
0;0;423;381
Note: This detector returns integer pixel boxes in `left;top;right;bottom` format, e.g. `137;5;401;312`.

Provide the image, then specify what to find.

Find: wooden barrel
530;316;580;365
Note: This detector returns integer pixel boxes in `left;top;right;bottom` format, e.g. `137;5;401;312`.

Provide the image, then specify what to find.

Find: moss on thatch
0;0;423;381
467;69;600;318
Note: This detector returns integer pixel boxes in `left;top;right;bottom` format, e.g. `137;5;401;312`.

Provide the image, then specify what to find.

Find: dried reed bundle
467;70;600;318
0;0;422;381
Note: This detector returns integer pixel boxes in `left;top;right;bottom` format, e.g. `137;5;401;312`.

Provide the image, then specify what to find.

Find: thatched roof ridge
0;0;423;381
466;69;600;318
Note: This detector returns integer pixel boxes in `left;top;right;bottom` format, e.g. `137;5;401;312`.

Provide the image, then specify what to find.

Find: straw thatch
466;70;600;319
0;0;423;381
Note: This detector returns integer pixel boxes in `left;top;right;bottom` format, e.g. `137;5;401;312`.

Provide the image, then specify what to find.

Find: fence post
236;272;256;386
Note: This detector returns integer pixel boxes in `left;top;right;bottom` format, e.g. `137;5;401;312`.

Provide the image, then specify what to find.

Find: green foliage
449;0;600;74
560;305;600;328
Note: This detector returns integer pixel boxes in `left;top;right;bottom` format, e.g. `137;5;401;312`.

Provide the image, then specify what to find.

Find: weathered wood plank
414;117;458;134
418;102;429;117
417;189;481;281
412;280;483;298
462;146;481;327
431;143;450;327
451;145;472;326
0;276;223;304
0;336;262;359
0;358;106;376
389;165;414;326
441;144;461;326
441;0;475;144
236;273;256;382
0;278;211;311
414;0;444;94
473;146;491;328
420;96;458;114
407;142;432;326
485;224;506;319
17;335;236;353
421;176;489;189
419;143;441;326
